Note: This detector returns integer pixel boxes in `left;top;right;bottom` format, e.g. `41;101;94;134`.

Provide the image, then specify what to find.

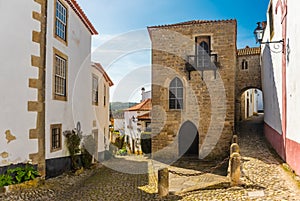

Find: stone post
230;152;241;186
230;143;240;156
232;135;238;144
158;168;169;197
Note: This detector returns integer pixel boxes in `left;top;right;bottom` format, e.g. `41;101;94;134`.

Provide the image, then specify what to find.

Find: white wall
45;1;93;159
0;1;40;166
261;1;283;135
286;0;300;143
91;66;111;156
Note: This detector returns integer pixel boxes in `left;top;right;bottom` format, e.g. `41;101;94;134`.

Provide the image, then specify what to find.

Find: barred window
55;0;67;41
92;75;99;105
54;55;67;98
169;77;183;110
51;124;62;152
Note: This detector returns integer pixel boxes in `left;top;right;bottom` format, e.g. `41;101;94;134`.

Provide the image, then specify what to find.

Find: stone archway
235;47;262;123
236;87;263;122
178;121;199;157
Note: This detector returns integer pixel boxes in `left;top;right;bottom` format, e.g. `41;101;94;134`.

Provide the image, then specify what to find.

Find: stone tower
148;19;237;161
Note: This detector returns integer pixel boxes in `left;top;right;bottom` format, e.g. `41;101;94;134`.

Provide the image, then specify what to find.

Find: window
92;75;99;105
104;85;106;106
196;36;211;68
268;2;274;39
50;124;62;152
53;48;68;101
169;77;183;109
55;0;67;42
242;59;248;70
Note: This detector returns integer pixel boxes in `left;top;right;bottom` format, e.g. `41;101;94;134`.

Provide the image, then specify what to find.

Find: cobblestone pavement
1;114;300;200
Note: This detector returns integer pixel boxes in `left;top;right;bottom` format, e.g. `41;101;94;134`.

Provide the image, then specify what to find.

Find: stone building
235;47;262;121
148;19;237;161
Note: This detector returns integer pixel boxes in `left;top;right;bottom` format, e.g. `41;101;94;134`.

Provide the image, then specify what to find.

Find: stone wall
235;47;261;122
148;20;237;160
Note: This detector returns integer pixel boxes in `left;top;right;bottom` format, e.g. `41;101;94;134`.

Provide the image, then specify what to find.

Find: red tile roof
66;0;98;35
148;19;236;28
92;63;114;86
237;47;261;56
126;99;152;111
137;112;151;120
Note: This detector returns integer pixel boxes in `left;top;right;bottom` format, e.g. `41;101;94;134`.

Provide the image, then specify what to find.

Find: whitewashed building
260;0;300;175
91;63;114;161
0;0;108;178
124;98;151;154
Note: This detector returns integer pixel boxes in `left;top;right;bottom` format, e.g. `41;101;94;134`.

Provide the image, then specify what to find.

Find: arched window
169;77;183;109
242;59;248;70
197;41;210;68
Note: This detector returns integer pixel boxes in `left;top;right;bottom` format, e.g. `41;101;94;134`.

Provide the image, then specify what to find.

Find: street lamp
253;22;284;45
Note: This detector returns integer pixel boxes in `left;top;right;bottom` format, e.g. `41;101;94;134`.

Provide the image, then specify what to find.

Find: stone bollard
230;143;240;156
230;152;241;186
158;168;169;197
232;135;238;144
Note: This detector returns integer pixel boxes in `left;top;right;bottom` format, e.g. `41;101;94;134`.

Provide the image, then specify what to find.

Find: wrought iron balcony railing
185;53;218;80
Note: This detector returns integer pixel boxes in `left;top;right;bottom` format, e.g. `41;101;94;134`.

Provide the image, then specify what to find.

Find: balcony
185;53;218;80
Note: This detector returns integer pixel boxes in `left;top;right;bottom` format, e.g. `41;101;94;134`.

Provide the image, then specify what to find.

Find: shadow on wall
261;44;285;159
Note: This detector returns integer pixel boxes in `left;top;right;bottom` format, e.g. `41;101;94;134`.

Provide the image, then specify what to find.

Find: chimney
141;87;145;102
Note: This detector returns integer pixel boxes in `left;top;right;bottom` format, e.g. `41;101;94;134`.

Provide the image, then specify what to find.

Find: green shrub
113;135;124;149
64;130;81;170
81;135;96;168
0;164;39;187
0;174;13;187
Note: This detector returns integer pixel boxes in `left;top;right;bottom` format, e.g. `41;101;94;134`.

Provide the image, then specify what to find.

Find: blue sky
76;0;270;102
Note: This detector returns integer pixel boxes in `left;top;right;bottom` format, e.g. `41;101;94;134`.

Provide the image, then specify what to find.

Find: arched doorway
239;88;264;121
178;121;199;157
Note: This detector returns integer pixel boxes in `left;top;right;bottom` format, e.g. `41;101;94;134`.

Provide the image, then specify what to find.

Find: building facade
124;98;152;154
148;20;237;160
235;47;262;121
0;0;112;178
261;0;300;175
91;63;114;161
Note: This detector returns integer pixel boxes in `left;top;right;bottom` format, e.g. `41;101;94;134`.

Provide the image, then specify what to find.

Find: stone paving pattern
1;115;300;200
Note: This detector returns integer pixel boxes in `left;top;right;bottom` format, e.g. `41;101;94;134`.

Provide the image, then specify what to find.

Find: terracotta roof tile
126;99;152;111
137;112;151;120
66;0;98;35
237;47;261;56
148;19;236;28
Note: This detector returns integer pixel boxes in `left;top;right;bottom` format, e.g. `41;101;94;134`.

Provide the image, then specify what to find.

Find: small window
55;0;67;43
53;48;68;101
242;59;248;70
92;75;99;105
268;2;274;39
104;85;106;106
50;124;62;152
169;77;183;110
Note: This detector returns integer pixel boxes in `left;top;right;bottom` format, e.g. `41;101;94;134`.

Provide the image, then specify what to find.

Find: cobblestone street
1;114;300;200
